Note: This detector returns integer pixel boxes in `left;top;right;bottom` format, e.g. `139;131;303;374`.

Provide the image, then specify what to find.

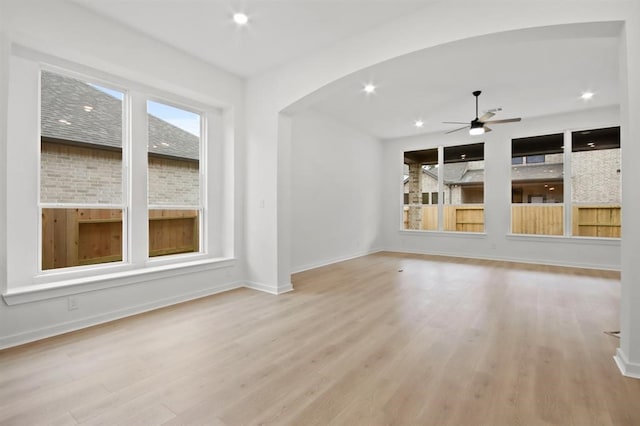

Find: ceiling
70;2;621;140
70;0;428;77
305;23;621;139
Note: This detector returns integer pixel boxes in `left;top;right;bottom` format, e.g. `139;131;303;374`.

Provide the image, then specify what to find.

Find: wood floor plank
1;252;639;425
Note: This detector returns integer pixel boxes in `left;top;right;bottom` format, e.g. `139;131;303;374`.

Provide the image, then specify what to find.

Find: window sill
2;257;236;305
399;230;487;238
505;233;621;245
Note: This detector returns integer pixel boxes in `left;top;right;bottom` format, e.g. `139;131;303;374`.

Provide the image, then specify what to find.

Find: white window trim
510;124;621;239
4;48;229;297
401;143;485;233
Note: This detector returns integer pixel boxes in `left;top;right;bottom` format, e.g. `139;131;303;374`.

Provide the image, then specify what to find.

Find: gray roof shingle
41;71;199;161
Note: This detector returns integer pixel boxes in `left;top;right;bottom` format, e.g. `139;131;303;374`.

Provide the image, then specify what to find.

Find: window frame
402;142;485;234
4;48;229;298
38;66;130;273
145;96;206;261
509;126;621;239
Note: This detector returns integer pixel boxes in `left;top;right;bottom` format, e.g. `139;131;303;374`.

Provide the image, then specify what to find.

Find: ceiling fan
444;90;521;135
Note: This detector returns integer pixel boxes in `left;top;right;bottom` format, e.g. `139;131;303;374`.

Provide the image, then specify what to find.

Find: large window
38;69;211;273
443;143;484;232
511;133;564;235
403;143;484;233
511;127;621;238
571;127;621;238
403;148;438;231
40;70;125;270
147;101;202;258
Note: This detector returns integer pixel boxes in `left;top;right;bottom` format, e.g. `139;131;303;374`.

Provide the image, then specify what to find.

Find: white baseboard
0;281;243;350
244;281;293;295
381;247;620;272
614;348;640;379
291;248;383;274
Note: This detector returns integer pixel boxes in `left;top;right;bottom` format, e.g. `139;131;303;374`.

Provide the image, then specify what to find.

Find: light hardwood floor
1;252;639;425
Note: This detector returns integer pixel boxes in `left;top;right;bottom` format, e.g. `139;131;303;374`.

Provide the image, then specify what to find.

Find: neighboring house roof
442;163;468;184
40;71;199;161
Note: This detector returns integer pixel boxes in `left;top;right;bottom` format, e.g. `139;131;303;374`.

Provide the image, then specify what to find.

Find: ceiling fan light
469;121;484;135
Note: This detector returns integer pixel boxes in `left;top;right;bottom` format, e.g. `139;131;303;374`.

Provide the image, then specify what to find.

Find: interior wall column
616;11;640;378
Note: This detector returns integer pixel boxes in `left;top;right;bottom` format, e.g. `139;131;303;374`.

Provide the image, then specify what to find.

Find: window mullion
563;130;572;236
129;92;148;264
437;145;444;231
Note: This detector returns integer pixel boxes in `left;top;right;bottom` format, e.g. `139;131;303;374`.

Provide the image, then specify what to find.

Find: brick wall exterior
571;148;621;203
41;142;199;206
148;157;199;206
406;163;422;229
41;142;122;204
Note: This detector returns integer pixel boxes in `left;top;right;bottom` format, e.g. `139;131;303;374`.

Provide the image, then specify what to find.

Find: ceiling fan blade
483;126;493;133
445;125;469;134
478;111;495;122
442;121;468;124
483;117;522;124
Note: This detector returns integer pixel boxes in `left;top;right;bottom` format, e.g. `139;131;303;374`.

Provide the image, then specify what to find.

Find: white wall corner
291;248;383;274
244;281;293;295
614;348;640;379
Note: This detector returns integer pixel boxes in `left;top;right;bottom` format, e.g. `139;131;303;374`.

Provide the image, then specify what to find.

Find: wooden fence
572;204;621;238
42;208;199;270
403;204;484;232
403;204;620;237
511;204;563;235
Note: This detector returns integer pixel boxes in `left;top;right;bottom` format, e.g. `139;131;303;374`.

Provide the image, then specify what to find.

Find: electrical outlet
67;296;79;311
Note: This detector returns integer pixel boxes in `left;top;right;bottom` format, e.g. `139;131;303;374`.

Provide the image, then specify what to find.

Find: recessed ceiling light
233;13;249;25
58;119;71;125
363;84;376;94
83;105;93;112
581;91;594;100
414;120;424;128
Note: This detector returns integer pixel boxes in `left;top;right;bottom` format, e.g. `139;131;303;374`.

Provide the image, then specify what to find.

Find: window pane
42;208;123;270
403;149;438;231
149;209;200;257
443;143;484;232
147;101;201;257
147;100;200;206
40;71;123;204
571;127;621;238
511;133;564;235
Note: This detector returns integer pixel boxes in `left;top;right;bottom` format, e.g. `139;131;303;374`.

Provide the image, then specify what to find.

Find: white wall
0;0;246;348
290;109;382;272
618;7;640;378
381;106;621;270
